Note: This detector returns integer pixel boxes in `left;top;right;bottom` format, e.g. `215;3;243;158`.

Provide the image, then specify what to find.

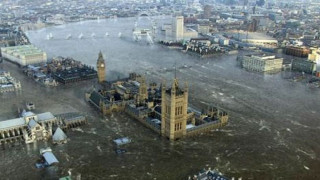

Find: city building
163;16;198;40
86;73;147;115
237;54;283;73
160;79;188;140
197;24;210;35
308;47;320;64
23;57;96;86
97;51;106;83
292;59;317;74
219;39;230;46
0;26;30;47
0;111;55;144
236;32;278;48
86;77;229;141
172;16;184;40
85;53;228;141
183;38;225;58
285;46;310;58
0;45;47;66
0;111;87;145
53;66;97;84
0;70;21;93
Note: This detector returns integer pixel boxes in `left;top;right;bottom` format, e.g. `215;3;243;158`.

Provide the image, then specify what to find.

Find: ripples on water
1;17;319;179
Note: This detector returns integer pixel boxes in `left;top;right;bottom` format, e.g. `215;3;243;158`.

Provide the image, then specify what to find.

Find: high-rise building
237;54;283;73
203;5;212;19
292;59;317;74
172;16;184;40
96;51;106;83
161;79;188;140
308;47;320;64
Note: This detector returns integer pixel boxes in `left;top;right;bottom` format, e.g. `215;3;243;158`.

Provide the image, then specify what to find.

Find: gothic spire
98;51;104;61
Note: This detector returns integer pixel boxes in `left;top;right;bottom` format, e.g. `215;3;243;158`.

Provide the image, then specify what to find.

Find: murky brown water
0;17;319;179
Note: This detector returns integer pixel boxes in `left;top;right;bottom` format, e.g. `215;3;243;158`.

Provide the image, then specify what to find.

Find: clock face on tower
100;64;104;68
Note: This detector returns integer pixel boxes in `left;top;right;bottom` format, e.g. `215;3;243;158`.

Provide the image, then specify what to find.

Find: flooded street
0;17;320;179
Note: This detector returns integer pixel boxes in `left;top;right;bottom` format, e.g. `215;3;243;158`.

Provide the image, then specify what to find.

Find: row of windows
175;106;183;116
165;106;184;115
174;122;182;131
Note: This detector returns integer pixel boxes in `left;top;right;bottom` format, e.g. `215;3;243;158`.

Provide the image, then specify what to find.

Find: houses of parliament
85;52;228;141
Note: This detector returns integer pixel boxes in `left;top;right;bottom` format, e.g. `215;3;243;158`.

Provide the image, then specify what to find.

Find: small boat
105;32;109;36
118;32;122;38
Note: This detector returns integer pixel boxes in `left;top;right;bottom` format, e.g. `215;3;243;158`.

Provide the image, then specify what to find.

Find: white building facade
0;70;21;93
1;45;47;66
0;111;56;144
240;54;283;72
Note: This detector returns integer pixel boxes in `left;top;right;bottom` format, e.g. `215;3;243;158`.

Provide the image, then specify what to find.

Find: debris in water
97;146;102;152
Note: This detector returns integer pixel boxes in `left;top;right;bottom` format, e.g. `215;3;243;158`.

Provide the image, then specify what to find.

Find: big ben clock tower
97;51;106;83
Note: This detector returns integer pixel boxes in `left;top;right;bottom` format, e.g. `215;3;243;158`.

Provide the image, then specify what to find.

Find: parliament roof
89;90;104;106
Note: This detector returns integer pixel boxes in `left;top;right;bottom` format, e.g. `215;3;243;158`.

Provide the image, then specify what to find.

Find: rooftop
36;112;55;123
43;151;59;165
231;32;276;41
52;127;67;142
53;67;97;80
1;45;46;56
0;118;25;130
245;54;282;61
